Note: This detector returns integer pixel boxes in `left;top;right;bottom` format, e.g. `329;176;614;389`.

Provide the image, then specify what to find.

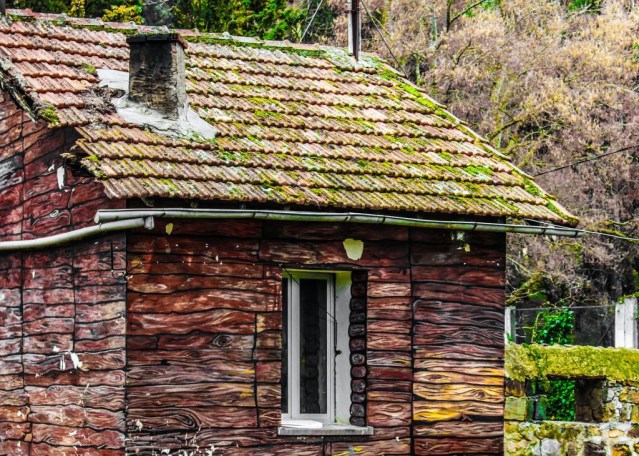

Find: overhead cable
300;0;326;43
533;144;638;177
360;0;408;78
524;218;639;243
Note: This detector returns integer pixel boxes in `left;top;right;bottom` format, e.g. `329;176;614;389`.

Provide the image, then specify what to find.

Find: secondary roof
0;10;578;226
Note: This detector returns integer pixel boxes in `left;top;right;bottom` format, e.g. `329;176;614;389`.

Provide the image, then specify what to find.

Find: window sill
278;423;374;436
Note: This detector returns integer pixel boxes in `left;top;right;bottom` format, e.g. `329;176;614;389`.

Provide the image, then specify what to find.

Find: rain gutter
0;209;581;253
0;217;154;252
95;208;582;238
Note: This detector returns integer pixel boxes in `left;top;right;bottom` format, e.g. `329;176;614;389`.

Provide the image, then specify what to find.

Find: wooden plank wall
0;90;126;455
411;229;506;454
126;218;505;455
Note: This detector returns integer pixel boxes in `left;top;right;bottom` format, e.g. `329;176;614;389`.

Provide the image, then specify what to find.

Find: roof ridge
4;8;360;57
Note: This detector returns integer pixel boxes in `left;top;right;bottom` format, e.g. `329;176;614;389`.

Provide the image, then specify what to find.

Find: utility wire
360;0;409;78
524;218;639;242
533;144;639;177
570;228;639;243
300;0;326;43
523;219;639;243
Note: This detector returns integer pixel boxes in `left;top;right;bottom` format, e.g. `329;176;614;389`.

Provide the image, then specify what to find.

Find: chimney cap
126;32;189;49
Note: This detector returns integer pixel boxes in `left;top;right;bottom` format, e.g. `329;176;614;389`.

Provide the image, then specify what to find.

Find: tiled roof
0;10;578;226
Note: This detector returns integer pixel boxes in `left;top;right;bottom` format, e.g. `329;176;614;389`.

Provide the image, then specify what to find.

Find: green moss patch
506;343;639;383
523;177;544;198
80;63;97;76
38;105;60;127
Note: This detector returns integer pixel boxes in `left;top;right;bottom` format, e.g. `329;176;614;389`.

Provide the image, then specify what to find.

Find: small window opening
281;271;352;425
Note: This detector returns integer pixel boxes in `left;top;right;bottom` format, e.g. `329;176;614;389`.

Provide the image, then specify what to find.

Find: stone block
585;425;602;437
631;405;639;423
540;438;560;456
619;388;639;404
506;379;526;397
602;402;618;422
565;442;579;456
534;396;548;421
619;404;632;422
609;428;624;439
584;442;606;456
611;444;631;456
505;396;531;421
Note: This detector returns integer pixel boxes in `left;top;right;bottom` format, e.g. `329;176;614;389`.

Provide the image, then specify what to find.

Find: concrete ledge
506;343;639;382
278;424;374;436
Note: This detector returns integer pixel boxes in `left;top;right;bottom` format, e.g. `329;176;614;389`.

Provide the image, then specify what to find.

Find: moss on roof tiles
1;10;577;226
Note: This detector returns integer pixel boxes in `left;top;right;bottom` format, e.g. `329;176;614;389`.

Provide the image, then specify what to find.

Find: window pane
299;279;328;414
281;278;288;414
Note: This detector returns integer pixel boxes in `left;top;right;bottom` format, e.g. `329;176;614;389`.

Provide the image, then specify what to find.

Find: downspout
0;217;154;252
95;208;582;238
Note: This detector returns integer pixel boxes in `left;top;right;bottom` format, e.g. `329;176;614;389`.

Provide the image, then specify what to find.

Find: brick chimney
126;33;187;119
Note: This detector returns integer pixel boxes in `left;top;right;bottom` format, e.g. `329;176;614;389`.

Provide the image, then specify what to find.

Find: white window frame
279;270;374;435
282;271;336;423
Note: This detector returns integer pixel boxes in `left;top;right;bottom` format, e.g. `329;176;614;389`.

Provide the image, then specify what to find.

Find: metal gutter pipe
0;217;154;252
95;208;582;238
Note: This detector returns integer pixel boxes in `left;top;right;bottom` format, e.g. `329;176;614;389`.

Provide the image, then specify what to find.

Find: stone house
0;9;578;455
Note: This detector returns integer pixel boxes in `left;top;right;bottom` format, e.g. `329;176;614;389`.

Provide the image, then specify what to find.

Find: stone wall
506;417;639;456
505;344;639;456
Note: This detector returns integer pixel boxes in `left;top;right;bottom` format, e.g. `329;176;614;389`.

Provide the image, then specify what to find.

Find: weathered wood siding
411;230;506;454
0;91;126;454
126;219;506;455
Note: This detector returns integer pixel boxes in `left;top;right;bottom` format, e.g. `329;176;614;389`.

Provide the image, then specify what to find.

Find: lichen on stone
506;343;639;383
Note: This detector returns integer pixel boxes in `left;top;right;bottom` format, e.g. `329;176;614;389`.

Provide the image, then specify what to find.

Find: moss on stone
38;104;60;126
439;151;453;161
254;109;282;120
8;13;36;22
398;83;440;110
379;67;399;82
506;343;639;383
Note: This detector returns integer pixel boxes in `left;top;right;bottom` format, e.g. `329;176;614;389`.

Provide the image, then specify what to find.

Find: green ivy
531;308;576;421
532;308;574;345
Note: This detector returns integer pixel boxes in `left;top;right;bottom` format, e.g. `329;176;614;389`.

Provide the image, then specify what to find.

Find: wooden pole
615;297;638;348
504;306;516;343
